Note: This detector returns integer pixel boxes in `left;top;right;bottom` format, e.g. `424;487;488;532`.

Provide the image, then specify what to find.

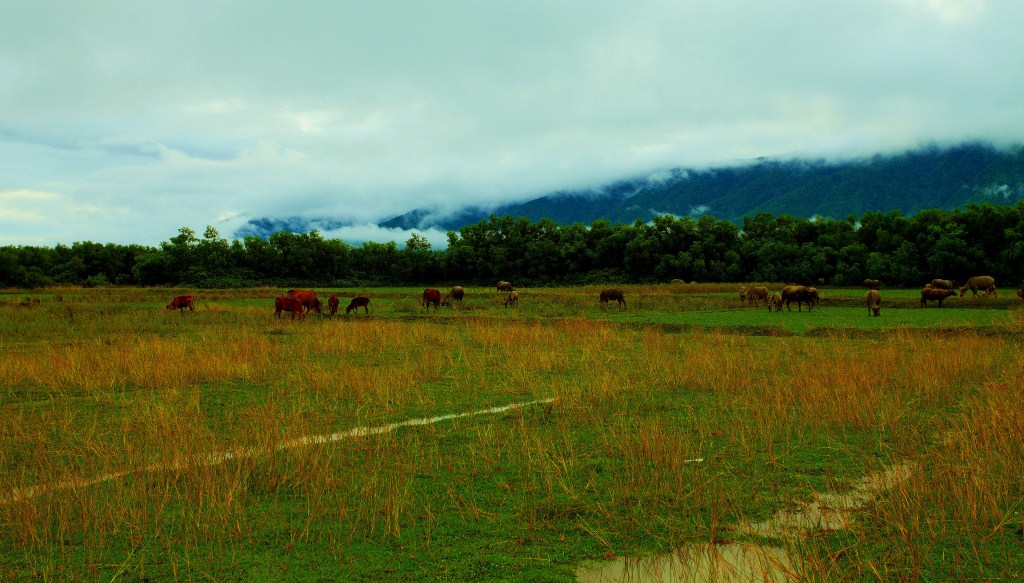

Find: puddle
737;463;913;537
576;463;914;582
0;398;555;505
577;543;797;582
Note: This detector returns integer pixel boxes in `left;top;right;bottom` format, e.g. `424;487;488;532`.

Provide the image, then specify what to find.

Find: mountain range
236;142;1024;238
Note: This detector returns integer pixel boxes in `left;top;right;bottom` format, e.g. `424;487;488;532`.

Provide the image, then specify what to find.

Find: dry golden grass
0;287;1021;580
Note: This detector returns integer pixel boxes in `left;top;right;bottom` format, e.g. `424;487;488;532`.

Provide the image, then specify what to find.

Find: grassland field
0;283;1022;581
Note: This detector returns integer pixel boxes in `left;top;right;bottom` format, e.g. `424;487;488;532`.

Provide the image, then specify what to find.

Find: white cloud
0;0;1021;247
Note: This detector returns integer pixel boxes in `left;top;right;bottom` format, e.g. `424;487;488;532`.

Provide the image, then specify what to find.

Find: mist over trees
2;202;1023;290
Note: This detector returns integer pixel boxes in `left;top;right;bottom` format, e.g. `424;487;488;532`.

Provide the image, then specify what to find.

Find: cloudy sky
2;0;1021;247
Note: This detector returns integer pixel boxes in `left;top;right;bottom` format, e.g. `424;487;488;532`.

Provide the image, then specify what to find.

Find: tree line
2;202;1023;289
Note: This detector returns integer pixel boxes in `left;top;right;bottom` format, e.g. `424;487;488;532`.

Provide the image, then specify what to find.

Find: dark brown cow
422;288;441;311
960;276;996;298
166;295;195;313
441;285;465;307
496;281;514;292
327;295;340;316
929;278;955;290
274;296;306;320
780;285;818;312
503;290;519;307
1017;287;1024;300
921;288;957;308
287;289;322;314
863;279;880;289
346;296;370;314
599;288;626;309
866;289;881;317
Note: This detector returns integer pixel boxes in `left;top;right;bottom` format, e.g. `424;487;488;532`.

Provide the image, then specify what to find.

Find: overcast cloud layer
2;0;1021;247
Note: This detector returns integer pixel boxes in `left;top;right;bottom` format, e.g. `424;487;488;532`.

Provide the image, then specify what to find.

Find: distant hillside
379;142;1024;231
238;142;1024;238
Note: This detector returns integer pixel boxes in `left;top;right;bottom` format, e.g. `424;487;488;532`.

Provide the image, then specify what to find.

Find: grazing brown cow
441;285;465;308
930;278;955;290
327;295;340;316
1017;287;1024;300
496;281;514;292
166;295;195;313
599;288;626;309
504;290;519;307
960;276;997;298
287;289;323;314
805;287;821;310
738;286;748;304
274;296;306;320
866;290;881;317
422;288;441;311
346;296;370;315
670;278;686;284
767;292;782;312
745;286;770;307
780;285;818;312
863;279;880;289
921;288;957;308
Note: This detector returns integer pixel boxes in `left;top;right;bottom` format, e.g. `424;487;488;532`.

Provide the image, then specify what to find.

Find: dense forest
2;202;1023;290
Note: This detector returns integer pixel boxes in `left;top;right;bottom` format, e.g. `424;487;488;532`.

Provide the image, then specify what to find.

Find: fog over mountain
236;142;1024;242
2;1;1022;247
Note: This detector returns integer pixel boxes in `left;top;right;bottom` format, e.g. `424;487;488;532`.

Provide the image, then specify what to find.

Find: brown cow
274;296;305;320
805;287;821;310
745;286;769;307
738;286;748;304
921;288;957;308
767;292;782;312
441;285;465;308
422;288;441;311
960;276;997;298
1017;287;1024;300
166;295;195;313
503;290;519;308
346;296;370;315
930;279;955;290
780;285;818;312
866;290;881;317
670;278;686;284
496;281;514;292
599;288;626;309
327;295;340;316
287;289;323;314
863;279;880;289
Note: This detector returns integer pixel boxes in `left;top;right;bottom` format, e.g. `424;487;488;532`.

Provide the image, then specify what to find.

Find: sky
1;0;1022;248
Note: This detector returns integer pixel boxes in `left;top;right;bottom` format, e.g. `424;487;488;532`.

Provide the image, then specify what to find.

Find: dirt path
0;398;556;505
576;462;915;582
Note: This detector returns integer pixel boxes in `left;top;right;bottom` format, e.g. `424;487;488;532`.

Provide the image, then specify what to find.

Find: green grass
1;285;1022;581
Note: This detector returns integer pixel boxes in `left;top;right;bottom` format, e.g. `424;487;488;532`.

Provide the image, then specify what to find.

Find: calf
274;296;305;320
767;292;782;312
504;290;519;307
346;296;370;315
327;295;340;316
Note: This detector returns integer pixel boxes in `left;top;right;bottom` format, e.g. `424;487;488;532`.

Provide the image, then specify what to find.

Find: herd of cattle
738;274;1014;317
162;276;1024;319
